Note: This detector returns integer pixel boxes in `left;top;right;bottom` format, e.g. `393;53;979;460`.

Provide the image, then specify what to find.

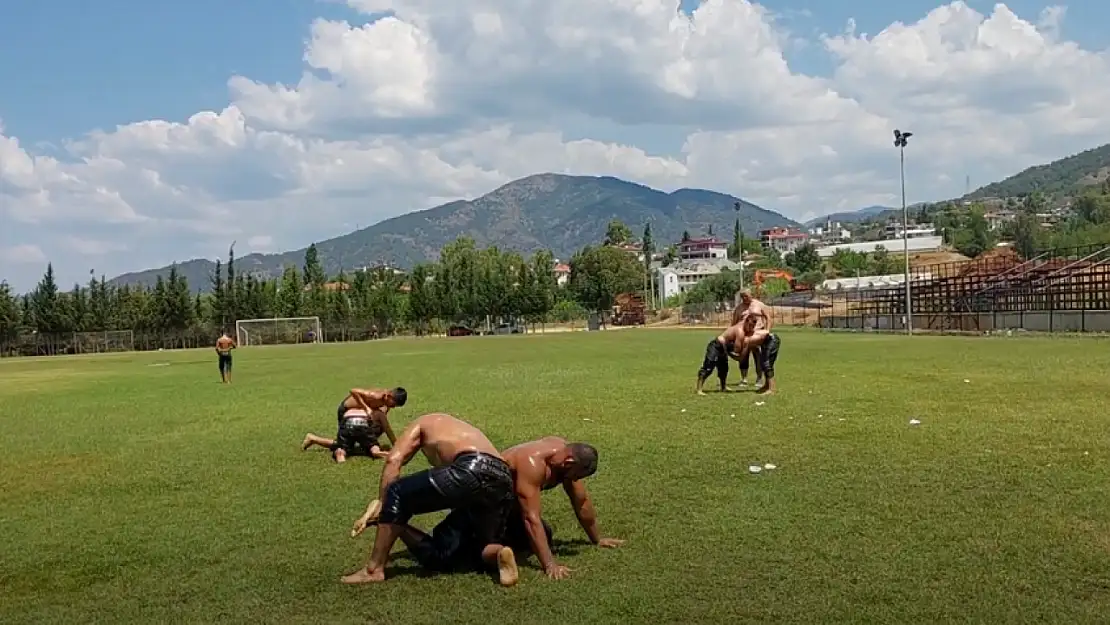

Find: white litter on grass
730;414;736;418
1084;451;1090;456
817;414;823;418
909;419;921;425
149;363;170;367
754;401;766;406
680;409;687;413
582;418;592;421
748;465;762;474
838;418;846;422
763;463;777;470
963;379;970;383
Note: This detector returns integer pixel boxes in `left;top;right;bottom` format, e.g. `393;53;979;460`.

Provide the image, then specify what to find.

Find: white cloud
0;244;47;265
3;1;1110;292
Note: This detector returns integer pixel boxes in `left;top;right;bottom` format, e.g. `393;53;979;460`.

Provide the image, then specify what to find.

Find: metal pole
897;136;913;335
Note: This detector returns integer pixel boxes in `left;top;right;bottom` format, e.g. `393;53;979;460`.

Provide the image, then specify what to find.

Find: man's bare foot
341;567;385;584
497;547;519;587
756;387;774;395
301;435;312;451
696;390;706;396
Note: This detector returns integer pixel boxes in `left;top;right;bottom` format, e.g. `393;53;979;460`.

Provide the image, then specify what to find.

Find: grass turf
2;329;1110;624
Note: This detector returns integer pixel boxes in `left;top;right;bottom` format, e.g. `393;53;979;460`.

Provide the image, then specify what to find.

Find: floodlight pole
895;130;913;334
734;201;745;294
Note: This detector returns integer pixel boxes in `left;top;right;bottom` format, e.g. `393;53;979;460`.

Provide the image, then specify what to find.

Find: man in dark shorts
695;322;745;395
736;316;781;395
301;387;406;462
302;408;389;462
732;290;772;387
359;437;619;583
215;332;235;384
342;413;516;586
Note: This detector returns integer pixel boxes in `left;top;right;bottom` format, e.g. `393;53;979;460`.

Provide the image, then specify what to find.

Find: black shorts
218;352;232;373
330;415;384;459
410;501;553;572
379;452;515;548
698;339;730;381
760;334;781;378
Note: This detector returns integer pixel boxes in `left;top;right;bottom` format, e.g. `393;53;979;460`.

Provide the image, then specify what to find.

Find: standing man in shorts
215;332;236;384
732;290;773;387
342;413;516;585
736;314;781;395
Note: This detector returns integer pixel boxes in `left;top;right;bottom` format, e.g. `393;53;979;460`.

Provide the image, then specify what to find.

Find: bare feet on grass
497;547;519;587
341;567;385;584
301;435;312;451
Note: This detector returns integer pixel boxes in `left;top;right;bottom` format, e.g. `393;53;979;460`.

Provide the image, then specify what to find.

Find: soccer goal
73;330;135;353
235;317;322;346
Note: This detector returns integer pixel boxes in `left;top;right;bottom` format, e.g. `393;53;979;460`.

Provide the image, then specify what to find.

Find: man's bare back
404;413;503;468
503;437;566;489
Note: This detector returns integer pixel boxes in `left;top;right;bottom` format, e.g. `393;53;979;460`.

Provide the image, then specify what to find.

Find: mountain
803;205;894;227
966;143;1110;200
109;174;800;292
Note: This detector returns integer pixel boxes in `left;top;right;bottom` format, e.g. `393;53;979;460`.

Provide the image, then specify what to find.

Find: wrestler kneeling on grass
302;387;406;462
353;437;622;583
343;413;517;586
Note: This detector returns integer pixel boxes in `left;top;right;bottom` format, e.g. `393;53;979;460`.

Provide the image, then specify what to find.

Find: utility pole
894;129;913;335
734;201;745;296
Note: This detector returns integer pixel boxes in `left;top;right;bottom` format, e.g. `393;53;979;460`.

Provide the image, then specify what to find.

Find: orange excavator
752;269;798;296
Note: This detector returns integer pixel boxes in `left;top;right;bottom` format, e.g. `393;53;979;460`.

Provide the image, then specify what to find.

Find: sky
3;0;1110;293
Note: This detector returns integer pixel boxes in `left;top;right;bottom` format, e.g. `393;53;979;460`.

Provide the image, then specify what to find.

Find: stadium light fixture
894;129;913;335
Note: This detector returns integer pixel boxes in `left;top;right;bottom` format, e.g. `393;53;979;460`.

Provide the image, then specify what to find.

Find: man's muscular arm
377;421;422;502
373;409;397;445
563;480;624;548
515;470;568;579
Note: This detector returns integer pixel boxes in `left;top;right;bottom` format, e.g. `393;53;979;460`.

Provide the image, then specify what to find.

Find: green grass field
3;329;1110;624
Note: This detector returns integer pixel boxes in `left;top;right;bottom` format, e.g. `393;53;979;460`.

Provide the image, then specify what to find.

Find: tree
0;281;21;345
529;250;557;323
953;206;996;258
1013;213;1042;259
681;230;691;242
568;245;643;311
406;264;433;332
303;243;329;317
641;223;655;271
784;243;821;274
707;224;714;236
662;245;677;267
30;264;62;334
209;259;226;329
604;219;632;246
277;265;305;317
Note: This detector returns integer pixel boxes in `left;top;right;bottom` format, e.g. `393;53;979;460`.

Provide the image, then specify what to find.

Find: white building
815;235;943;258
883;221;936;239
553;262;571;287
657;260;742;301
677;237;729;261
808;221;852;243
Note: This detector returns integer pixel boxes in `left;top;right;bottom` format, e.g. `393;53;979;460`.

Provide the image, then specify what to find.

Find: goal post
235;317;322;346
73;330;135;353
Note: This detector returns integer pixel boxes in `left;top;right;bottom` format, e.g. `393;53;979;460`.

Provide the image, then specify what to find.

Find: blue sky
3;0;1105;144
3;0;1110;291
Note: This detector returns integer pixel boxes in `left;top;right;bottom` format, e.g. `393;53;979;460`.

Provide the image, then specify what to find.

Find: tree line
0;232;652;357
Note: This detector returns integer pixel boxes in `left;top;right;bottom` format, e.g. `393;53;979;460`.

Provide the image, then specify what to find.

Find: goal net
73;330;135;354
236;317;322;346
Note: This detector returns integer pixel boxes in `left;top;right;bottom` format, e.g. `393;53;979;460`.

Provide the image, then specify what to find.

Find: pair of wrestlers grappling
696;293;781;395
302;388;621;586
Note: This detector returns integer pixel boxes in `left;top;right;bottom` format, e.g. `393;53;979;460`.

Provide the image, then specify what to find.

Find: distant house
656;260;742;301
883;220;936;239
759;227;809;254
808;218;852;243
984;211;1016;231
677;237;728;261
553;262;571;287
